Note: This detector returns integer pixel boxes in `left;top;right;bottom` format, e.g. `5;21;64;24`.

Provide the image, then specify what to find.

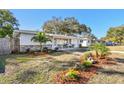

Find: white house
13;30;91;52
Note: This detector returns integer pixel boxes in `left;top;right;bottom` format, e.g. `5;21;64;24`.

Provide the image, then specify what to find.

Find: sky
10;9;124;38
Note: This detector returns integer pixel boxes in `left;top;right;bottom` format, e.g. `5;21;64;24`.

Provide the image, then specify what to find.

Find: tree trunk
40;43;42;52
119;39;122;45
40;43;44;52
95;51;99;59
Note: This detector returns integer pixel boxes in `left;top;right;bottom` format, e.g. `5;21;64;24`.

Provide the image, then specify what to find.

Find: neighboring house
13;30;91;52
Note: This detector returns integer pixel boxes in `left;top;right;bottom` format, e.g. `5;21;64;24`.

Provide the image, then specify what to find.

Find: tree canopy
105;26;124;45
0;10;19;38
42;17;91;35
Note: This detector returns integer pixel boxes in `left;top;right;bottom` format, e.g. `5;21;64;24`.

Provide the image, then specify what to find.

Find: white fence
0;38;11;55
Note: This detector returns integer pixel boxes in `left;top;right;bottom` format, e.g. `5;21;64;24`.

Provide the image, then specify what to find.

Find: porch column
52;37;55;49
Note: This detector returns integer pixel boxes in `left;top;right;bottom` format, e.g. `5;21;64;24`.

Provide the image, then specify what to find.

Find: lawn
0;51;124;84
107;46;124;51
0;52;80;84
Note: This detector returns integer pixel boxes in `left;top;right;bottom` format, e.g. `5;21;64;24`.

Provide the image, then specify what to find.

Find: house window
80;40;83;43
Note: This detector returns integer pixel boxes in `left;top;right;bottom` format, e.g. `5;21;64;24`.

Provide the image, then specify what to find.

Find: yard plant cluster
54;43;112;84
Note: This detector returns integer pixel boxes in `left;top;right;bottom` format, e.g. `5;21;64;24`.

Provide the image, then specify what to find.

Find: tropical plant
99;44;110;58
82;60;92;67
31;32;51;52
64;69;80;80
90;43;101;58
90;43;110;59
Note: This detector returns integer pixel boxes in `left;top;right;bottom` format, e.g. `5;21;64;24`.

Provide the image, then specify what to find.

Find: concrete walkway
111;51;124;54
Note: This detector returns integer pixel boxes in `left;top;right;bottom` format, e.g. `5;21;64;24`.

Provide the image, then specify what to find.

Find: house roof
14;30;39;34
14;30;89;40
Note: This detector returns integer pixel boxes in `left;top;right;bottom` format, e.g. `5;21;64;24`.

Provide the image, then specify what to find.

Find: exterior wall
20;33;39;45
71;38;80;47
20;45;41;52
19;33;40;52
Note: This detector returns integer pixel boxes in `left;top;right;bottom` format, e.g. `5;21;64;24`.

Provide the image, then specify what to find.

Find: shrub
82;60;93;67
64;69;80;81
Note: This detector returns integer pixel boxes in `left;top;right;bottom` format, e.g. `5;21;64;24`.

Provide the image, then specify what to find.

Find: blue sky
10;9;124;38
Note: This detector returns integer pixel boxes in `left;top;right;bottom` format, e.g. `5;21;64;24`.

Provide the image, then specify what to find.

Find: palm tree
90;43;110;59
90;43;101;58
31;32;51;52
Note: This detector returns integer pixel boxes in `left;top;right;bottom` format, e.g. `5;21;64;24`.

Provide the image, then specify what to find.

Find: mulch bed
54;57;117;84
97;57;117;65
54;66;98;84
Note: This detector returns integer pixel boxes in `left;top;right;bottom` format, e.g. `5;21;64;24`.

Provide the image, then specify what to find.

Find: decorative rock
73;63;81;70
92;60;97;64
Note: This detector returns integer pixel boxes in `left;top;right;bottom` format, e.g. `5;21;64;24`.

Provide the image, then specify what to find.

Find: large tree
63;17;80;34
43;17;63;34
0;10;19;38
42;17;90;35
106;26;124;45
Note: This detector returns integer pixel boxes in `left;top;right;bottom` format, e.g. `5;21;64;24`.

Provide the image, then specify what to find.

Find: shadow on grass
49;51;72;56
114;58;124;63
0;54;24;73
99;69;124;76
57;61;79;69
49;48;88;57
96;57;124;76
15;69;39;83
